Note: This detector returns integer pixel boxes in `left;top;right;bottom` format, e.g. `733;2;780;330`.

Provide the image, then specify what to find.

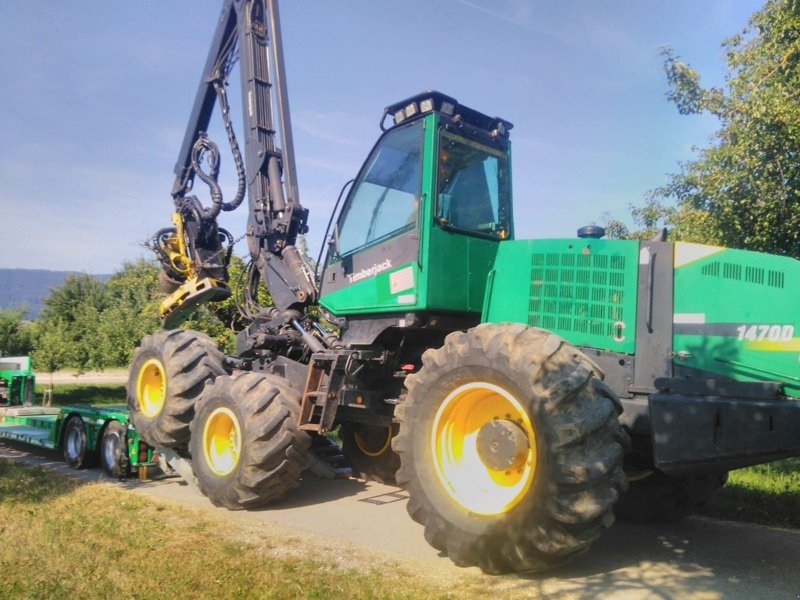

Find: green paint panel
0;413;60;448
424;228;500;313
673;242;800;397
320;261;422;315
483;238;640;354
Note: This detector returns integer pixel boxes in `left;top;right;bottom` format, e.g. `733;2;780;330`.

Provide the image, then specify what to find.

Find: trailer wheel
127;329;226;448
340;422;400;484
393;323;627;574
100;421;128;478
63;416;97;469
614;470;728;522
189;373;311;510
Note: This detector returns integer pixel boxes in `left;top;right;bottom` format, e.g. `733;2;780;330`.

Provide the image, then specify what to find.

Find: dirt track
2;440;800;599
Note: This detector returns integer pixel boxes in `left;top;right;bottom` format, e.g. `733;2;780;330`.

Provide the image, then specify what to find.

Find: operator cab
320;92;514;320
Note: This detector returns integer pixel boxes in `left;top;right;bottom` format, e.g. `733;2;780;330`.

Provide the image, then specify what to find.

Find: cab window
436;131;509;239
337;121;423;256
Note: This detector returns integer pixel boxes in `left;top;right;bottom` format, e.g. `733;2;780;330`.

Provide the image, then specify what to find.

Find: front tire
189;373;311;510
127;329;226;448
393;323;627;574
339;422;400;484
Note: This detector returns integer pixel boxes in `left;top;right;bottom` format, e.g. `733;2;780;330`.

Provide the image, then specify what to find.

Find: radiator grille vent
529;252;626;337
700;260;784;289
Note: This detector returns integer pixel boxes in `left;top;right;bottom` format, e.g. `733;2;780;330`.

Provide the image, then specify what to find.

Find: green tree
30;255;263;369
0;309;34;356
36;274;107;371
650;0;800;255
601;198;675;240
39;273;106;323
93;260;161;367
31;319;72;385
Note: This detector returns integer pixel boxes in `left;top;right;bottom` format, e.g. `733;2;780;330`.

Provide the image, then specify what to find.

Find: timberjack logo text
347;259;392;284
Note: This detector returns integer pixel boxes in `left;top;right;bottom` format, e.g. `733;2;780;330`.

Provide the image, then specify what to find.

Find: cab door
320;118;429;315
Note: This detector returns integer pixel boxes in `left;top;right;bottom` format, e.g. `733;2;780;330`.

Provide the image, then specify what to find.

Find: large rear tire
189;372;311;510
339;422;400;484
614;470;728;522
393;323;627;574
127;329;226;448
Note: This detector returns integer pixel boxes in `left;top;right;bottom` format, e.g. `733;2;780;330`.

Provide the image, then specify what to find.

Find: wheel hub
137;358;166;418
475;419;529;472
66;427;81;459
431;381;537;515
203;406;242;476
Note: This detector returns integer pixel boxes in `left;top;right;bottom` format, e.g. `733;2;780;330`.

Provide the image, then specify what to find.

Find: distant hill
0;269;109;319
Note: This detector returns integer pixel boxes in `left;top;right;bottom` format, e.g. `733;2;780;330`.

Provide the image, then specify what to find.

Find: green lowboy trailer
0;403;156;478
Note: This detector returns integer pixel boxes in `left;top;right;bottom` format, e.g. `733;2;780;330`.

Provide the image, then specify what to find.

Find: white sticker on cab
390;266;414;294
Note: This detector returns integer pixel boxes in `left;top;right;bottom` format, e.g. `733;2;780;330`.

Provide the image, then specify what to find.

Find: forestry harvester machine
129;0;800;573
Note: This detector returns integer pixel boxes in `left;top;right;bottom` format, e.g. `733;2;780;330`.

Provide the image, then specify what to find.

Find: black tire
127;329;226;448
339;422;400;484
615;470;728;522
393;323;628;574
100;420;128;478
158;269;182;294
189;372;311;510
63;416;97;469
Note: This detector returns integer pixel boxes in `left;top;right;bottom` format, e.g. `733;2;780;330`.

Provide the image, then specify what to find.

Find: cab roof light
382;91;512;134
490;121;507;139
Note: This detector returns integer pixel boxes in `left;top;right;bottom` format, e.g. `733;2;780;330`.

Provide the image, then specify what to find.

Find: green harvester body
319;106;800;475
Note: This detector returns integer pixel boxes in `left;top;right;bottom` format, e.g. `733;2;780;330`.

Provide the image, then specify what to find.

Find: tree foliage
645;0;800;255
92;261;161;367
29;255;263;370
31;320;72;376
0;309;34;356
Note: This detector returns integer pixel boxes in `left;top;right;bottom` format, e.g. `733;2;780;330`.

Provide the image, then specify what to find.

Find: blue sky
0;0;762;273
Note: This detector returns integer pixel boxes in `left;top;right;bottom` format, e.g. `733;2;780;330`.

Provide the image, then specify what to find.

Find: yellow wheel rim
202;407;242;476
136;358;166;418
625;468;655;482
354;426;392;458
432;382;536;516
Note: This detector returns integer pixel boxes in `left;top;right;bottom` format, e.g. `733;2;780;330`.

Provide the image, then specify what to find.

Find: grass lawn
33;383;126;406
0;459;463;600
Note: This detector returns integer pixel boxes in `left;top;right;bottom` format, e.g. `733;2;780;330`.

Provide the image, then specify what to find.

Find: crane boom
153;0;317;326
